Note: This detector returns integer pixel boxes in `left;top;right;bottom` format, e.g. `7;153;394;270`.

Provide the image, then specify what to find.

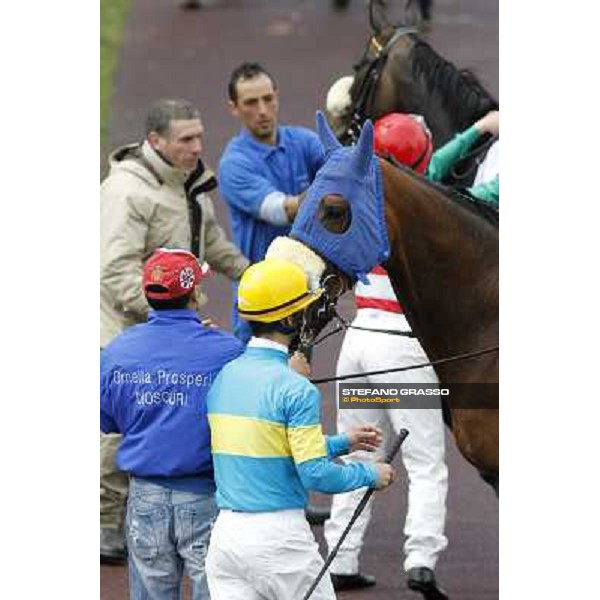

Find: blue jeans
126;477;217;600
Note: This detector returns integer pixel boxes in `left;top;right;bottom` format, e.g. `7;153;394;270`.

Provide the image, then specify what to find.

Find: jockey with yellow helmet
204;258;396;600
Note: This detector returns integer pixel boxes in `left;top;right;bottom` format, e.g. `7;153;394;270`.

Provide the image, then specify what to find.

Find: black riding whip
301;428;410;600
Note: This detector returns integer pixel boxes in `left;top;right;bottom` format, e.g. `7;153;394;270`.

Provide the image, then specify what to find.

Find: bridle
297;273;348;355
344;26;418;144
297;270;499;385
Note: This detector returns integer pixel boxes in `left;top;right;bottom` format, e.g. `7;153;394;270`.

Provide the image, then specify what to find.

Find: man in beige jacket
100;98;249;563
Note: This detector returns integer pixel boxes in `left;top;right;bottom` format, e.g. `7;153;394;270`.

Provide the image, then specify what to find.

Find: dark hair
247;317;300;337
228;63;276;103
146;289;193;310
248;320;279;337
145;99;200;138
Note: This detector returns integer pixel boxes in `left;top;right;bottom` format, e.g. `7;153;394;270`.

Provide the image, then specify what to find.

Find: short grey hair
145;99;200;138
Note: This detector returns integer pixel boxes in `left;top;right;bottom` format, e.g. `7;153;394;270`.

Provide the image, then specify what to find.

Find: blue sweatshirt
100;309;244;493
206;339;377;511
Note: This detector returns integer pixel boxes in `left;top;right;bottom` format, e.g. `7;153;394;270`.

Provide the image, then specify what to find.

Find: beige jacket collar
141;140;190;188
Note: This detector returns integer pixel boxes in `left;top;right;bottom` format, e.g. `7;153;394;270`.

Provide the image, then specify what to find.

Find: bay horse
327;1;498;182
268;113;498;491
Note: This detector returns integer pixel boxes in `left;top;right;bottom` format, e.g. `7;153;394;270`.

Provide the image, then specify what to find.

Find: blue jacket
218;125;325;264
100;309;244;493
206;340;377;511
218;125;325;341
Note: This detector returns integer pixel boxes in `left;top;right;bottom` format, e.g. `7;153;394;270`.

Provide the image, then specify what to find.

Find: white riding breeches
323;309;449;573
206;509;335;600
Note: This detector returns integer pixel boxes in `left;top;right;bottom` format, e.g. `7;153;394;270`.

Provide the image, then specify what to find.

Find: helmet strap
410;137;432;172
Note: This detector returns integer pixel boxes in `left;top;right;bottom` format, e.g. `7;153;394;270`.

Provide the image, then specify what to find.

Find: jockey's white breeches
324;309;449;573
206;509;335;600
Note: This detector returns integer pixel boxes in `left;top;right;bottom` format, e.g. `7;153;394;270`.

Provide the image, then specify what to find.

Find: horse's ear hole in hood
317;194;352;234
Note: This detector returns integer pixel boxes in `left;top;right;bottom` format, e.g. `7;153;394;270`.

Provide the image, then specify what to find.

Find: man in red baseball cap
101;248;244;599
142;248;204;306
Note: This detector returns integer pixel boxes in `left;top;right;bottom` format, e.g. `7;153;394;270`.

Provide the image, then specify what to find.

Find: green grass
101;0;134;148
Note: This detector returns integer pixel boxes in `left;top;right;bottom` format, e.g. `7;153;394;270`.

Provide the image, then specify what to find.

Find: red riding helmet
373;113;433;174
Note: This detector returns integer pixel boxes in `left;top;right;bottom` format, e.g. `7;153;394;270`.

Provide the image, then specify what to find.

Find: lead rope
301;428;410;600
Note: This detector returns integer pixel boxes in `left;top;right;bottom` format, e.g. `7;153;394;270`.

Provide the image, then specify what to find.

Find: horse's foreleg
451;408;499;485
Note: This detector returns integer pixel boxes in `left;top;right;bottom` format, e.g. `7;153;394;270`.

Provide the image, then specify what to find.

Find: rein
346;26;418;143
448;134;498;185
313;310;416;345
310;344;499;385
300;302;499;385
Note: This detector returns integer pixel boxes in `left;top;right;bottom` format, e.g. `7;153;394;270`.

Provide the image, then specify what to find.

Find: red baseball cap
142;248;203;300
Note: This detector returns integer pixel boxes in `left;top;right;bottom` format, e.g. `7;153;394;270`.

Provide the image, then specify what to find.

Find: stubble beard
252;120;276;143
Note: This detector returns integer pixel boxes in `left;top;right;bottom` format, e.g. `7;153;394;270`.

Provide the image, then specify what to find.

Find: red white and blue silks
291;112;390;284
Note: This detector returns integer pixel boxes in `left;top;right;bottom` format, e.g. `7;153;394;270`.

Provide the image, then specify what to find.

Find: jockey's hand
289;351;311;378
347;424;383;453
373;463;396;490
475;110;499;137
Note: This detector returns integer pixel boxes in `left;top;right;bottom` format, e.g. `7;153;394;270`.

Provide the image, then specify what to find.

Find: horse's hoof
407;567;449;599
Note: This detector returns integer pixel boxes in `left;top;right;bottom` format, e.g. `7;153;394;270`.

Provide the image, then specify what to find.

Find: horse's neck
385;39;492;147
417;89;456;147
384;48;455;146
404;67;472;146
381;162;498;360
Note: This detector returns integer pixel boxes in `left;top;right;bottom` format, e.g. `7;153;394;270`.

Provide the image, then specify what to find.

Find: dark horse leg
443;405;498;496
479;471;499;497
332;0;351;10
442;402;498;496
418;0;433;21
406;0;434;22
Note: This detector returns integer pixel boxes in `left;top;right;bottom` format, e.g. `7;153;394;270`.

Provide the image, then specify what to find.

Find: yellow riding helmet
238;258;323;323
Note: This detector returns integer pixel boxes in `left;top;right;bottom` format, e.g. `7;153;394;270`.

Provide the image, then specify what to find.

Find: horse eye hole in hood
318;194;351;234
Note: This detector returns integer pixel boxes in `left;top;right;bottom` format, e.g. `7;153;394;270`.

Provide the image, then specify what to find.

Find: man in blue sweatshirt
100;248;244;600
205;258;396;600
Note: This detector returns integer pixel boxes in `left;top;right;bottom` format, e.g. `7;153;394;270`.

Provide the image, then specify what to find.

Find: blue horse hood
291;113;389;284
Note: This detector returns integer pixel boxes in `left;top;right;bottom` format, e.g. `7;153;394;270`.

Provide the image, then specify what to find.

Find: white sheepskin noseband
265;237;326;293
326;75;355;117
